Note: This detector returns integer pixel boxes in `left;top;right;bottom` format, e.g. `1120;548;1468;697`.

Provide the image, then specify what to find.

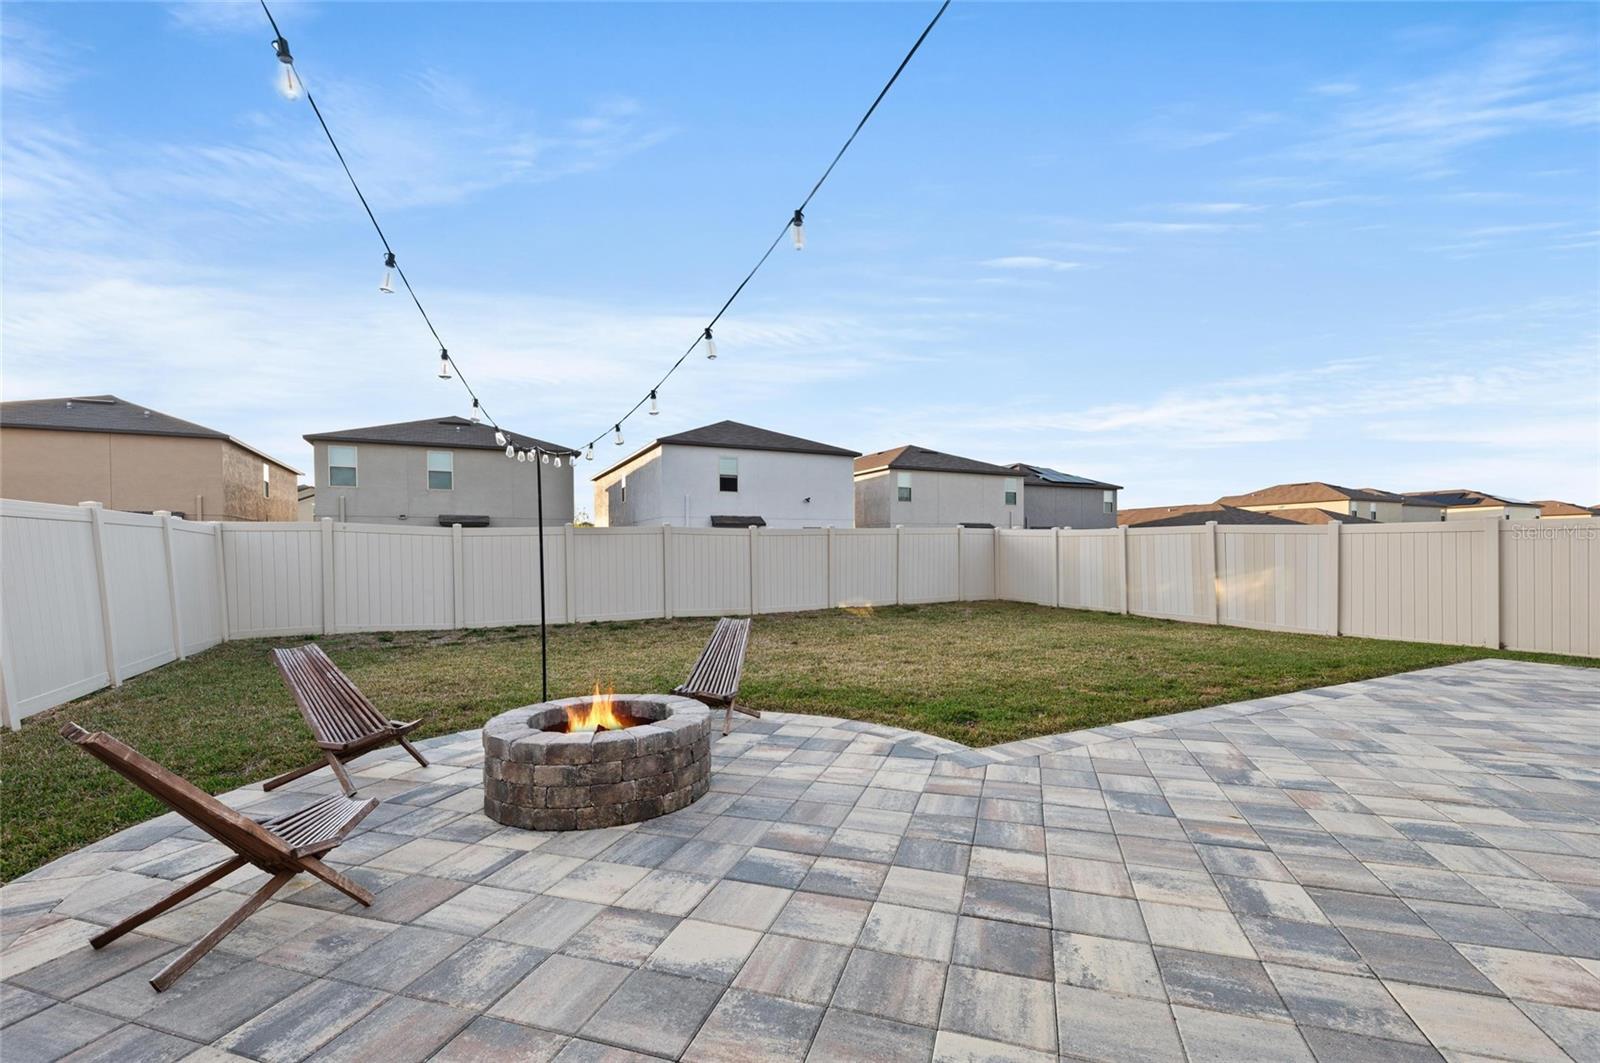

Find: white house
854;445;1022;528
591;420;859;528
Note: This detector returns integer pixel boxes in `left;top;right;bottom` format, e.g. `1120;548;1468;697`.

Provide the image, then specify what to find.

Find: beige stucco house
1217;482;1444;523
854;445;1021;528
1533;500;1599;521
0;395;300;521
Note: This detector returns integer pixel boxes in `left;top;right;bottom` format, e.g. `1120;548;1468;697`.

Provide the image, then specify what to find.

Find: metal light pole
535;448;548;702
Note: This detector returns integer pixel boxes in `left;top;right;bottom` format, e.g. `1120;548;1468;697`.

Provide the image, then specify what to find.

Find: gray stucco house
854;445;1022;528
1008;463;1122;529
305;416;576;526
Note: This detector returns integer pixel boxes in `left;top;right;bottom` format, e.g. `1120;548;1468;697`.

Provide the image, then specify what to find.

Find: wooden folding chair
61;723;377;991
266;643;427;797
674;617;758;735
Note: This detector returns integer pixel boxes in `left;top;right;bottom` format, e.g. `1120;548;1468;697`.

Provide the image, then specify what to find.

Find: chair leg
149;871;291;992
90;856;247;950
397;736;429;768
325;752;357;797
261;757;330;792
298;856;375;905
724;703;733;736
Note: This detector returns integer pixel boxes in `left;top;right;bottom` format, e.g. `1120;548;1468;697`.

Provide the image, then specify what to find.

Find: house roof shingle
1403;488;1533;508
1007;463;1122;491
854;445;1013;478
592;420;858;480
1;394;301;474
1532;500;1598;518
305;416;575;456
1215;481;1409;507
1119;504;1301;528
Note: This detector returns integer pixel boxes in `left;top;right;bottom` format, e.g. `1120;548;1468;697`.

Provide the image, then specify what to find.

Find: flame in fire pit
567;683;629;733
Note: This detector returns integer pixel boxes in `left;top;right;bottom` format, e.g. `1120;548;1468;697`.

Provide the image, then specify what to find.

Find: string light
259;0;946;469
271;33;300;99
574;0;949;453
495;430;507;447
470;398;481;424
505;443;516;458
379;252;395;293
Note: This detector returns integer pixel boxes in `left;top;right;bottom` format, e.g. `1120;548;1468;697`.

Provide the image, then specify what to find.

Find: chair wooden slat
673;617;756;734
268;644;428;796
61;723;378;992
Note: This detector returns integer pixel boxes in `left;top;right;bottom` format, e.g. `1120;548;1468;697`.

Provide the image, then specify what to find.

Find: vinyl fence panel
1501;520;1600;657
755;529;830;615
222;523;324;637
900;528;959;605
667;528;752;618
1340;521;1492;647
832;529;898;607
101;510;178;677
460;527;570;627
959;528;995;601
1216;525;1334;635
573;526;664;622
996;530;1057;606
171;521;224;654
0;502;111;724
334;524;455;632
1058;529;1123;613
1126;526;1211;622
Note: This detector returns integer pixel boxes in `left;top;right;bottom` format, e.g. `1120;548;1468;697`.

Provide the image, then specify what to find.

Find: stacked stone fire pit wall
482;694;712;830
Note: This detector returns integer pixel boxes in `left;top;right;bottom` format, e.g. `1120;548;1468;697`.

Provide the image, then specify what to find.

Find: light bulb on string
614;424;624;447
469;399;480;424
585;444;594;461
272;35;301;100
516;449;527;464
437;348;451;380
553;455;563;468
541;451;550;465
505;443;516;458
704;327;717;360
648;390;659;416
791;209;805;251
495;430;507;448
379;252;395;294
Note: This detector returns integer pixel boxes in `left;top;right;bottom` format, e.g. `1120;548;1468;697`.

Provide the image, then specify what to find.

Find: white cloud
1167;202;1262;215
1108;221;1248;235
979;256;1082;272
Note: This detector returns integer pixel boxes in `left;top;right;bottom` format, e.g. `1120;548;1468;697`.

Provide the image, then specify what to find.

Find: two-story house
1217;482;1444;523
0;394;300;520
1007;463;1121;529
592;420;858;528
304;416;576;526
854;445;1021;528
1402;490;1542;521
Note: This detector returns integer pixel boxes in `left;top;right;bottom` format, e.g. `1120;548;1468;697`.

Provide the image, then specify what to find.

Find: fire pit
481;690;712;830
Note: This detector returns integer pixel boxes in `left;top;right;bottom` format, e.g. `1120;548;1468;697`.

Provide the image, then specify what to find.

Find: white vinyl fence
2;498;1595;727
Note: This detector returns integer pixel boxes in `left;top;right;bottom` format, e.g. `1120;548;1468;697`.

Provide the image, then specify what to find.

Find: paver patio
2;657;1597;1061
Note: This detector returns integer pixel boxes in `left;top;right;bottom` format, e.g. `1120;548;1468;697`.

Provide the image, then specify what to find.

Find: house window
1369;503;1378;519
1004;478;1019;506
1103;490;1115;514
620;475;627;503
897;472;912;502
427;450;453;491
328;445;358;487
1350;502;1360;515
262;462;270;498
719;456;739;493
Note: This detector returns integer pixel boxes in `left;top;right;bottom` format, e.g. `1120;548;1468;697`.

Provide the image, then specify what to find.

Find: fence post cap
77;501;104;509
153;510;171;518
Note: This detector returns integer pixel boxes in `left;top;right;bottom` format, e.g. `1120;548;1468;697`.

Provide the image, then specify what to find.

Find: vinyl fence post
1483;518;1501;649
662;524;674;620
320;518;336;635
214;522;230;642
895;526;904;606
1203;521;1220;625
955;526;964;602
451;523;465;630
991;528;1001;601
563;523;575;625
81;502;121;687
1117;525;1130;615
1053;527;1063;608
749;524;760;616
826;525;836;608
1324;521;1341;636
157;512;186;660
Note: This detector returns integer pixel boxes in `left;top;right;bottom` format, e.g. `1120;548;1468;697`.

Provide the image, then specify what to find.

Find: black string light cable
260;0;573;470
575;0;952;457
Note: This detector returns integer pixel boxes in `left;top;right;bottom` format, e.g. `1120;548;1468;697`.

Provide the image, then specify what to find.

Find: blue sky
3;1;1597;513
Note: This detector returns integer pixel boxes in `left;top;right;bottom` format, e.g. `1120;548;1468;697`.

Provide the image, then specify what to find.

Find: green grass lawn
3;601;1593;882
